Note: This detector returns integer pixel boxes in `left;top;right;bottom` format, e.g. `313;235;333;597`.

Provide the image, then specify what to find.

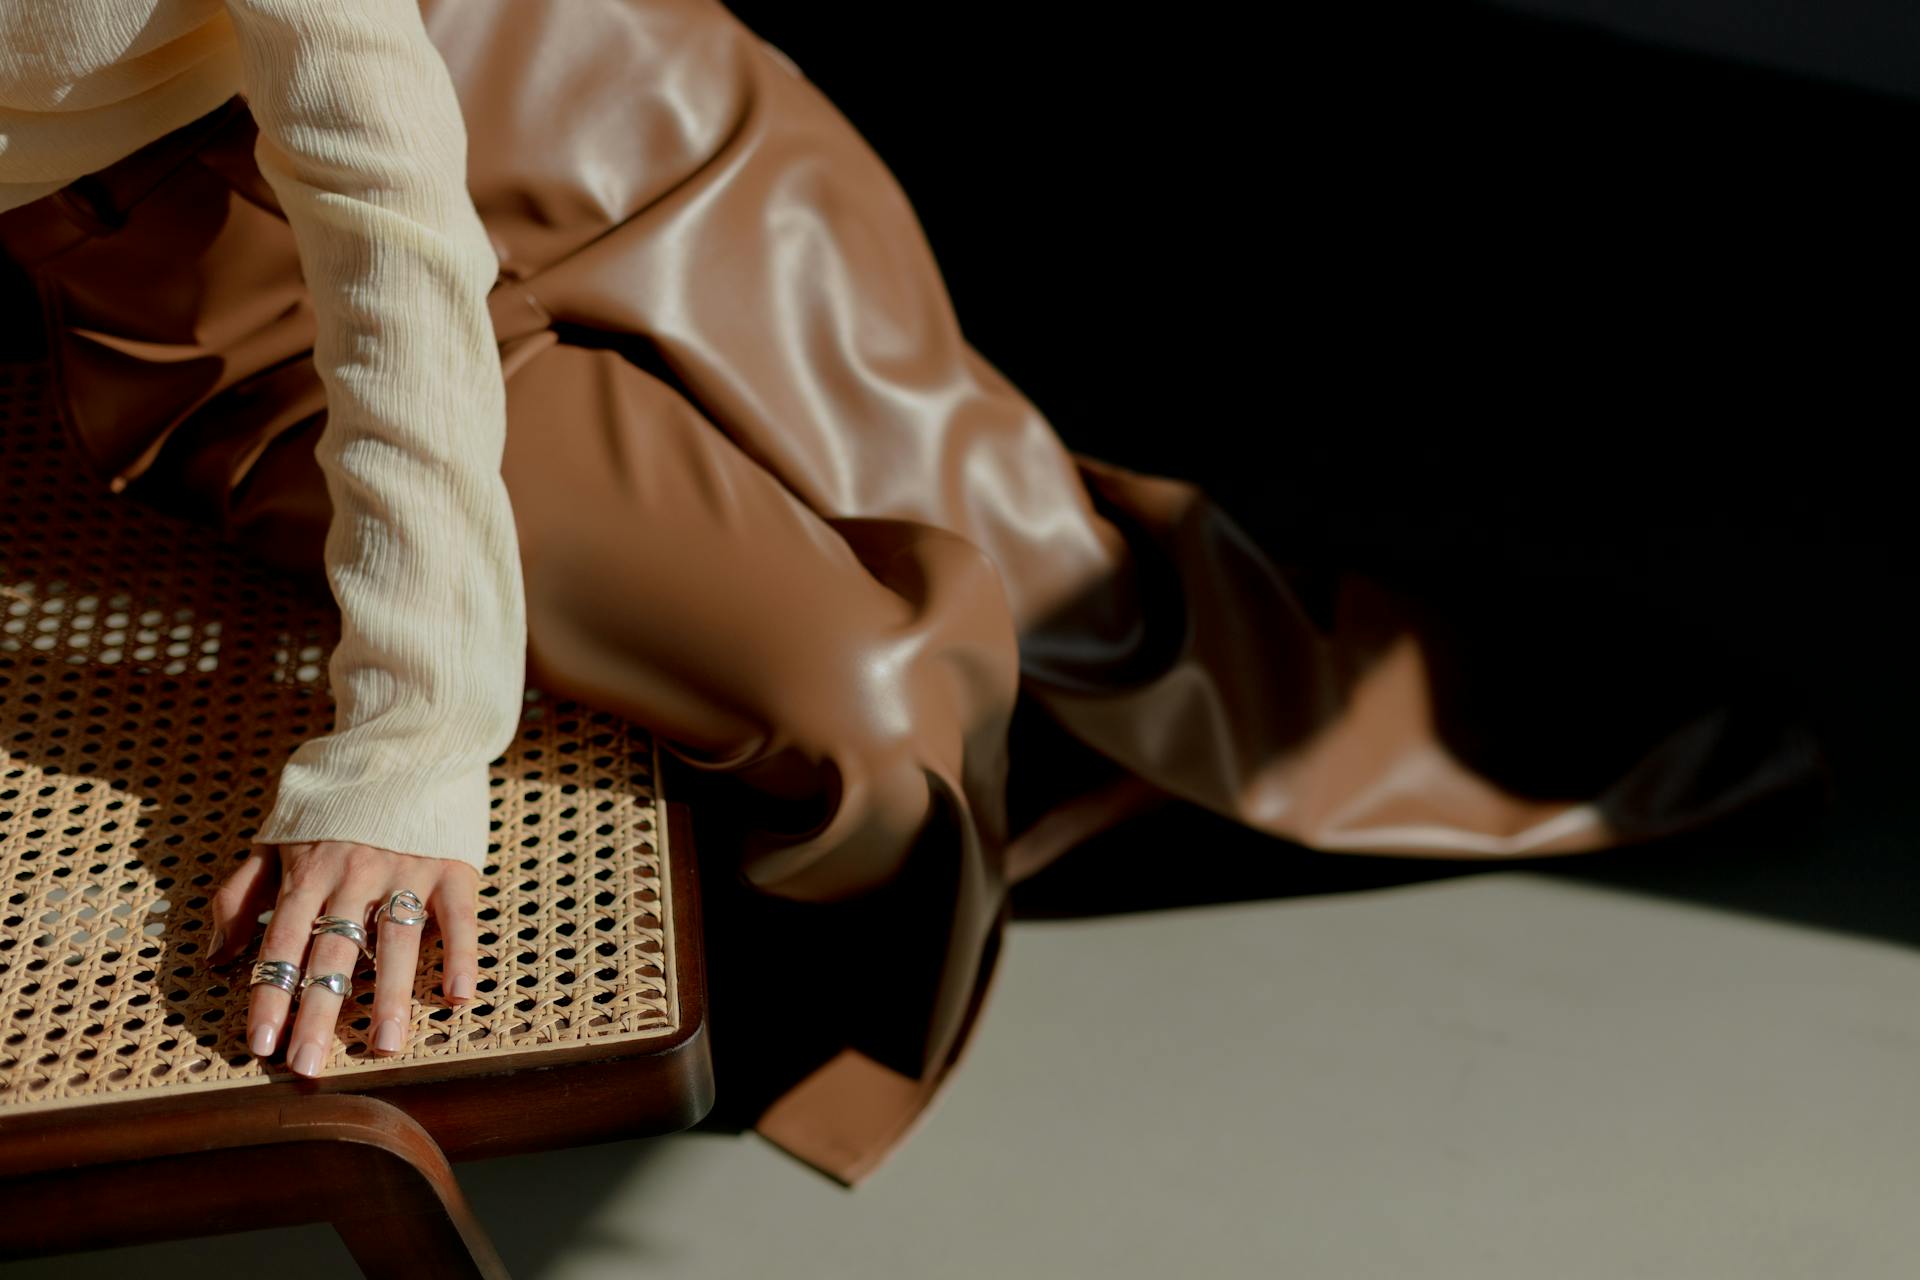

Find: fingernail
291;1042;324;1076
374;1018;404;1053
208;927;225;957
250;1023;277;1057
451;973;475;1001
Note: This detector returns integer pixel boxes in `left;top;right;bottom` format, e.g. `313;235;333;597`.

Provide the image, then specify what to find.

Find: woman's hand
204;839;482;1076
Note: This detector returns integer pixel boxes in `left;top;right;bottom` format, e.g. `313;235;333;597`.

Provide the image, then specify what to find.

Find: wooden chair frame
0;802;710;1278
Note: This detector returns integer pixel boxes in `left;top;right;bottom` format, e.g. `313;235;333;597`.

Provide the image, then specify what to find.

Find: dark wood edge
0;1092;508;1275
366;797;714;1161
0;796;713;1169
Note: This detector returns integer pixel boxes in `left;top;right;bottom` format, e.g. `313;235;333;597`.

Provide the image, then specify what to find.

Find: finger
369;882;425;1056
245;853;329;1060
285;870;383;1078
432;861;482;1007
207;846;278;968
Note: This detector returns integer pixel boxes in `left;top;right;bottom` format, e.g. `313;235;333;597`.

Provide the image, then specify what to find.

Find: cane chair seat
0;357;706;1118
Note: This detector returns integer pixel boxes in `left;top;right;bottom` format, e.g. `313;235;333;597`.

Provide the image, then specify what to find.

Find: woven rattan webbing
0;360;682;1113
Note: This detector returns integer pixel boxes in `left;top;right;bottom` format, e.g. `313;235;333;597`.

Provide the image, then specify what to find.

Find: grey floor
8;5;1914;1275
6;752;1919;1278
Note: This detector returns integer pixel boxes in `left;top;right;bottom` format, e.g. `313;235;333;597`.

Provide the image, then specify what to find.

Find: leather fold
0;0;1821;1187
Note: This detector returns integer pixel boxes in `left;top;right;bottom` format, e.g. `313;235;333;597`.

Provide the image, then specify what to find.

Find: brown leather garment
0;0;1821;1186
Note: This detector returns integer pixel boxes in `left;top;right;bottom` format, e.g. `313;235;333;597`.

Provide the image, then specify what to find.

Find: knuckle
279;857;333;899
440;865;481;904
211;851;263;902
271;877;320;917
373;938;420;977
343;844;388;878
370;959;409;990
374;938;417;973
262;910;318;956
375;920;416;953
260;916;310;957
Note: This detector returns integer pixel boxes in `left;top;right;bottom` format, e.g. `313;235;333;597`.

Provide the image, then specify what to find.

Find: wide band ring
249;959;300;994
373;888;429;928
298;971;351;999
311;914;374;959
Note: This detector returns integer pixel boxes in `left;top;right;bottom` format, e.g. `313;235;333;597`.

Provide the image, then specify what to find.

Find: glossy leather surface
0;0;1821;1185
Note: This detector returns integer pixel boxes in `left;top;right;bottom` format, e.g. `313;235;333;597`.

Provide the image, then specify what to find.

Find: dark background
704;1;1920;935
722;0;1917;767
7;0;1914;880
7;1;1911;859
721;0;1915;554
5;2;1916;1139
9;0;1912;746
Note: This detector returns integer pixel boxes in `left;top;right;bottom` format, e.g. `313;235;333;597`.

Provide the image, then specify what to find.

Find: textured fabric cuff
253;756;495;871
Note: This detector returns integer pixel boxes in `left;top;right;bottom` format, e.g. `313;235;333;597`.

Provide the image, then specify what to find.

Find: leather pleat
0;0;1822;1186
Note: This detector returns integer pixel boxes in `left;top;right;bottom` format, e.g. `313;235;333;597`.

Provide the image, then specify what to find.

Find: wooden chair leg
320;1112;509;1280
0;1092;508;1279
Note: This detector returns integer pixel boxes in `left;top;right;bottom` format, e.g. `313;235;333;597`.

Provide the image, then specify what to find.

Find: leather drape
0;0;1820;1185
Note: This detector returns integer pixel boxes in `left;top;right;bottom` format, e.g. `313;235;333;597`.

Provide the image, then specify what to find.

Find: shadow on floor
1010;668;1920;956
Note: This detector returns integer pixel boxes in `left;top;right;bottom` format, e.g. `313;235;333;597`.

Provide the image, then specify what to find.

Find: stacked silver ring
373;888;429;928
311;913;374;959
249;958;300;994
299;971;351;998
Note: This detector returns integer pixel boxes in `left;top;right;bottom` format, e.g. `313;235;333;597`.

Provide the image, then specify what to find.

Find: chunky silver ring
249;959;300;994
298;971;351;999
373;888;429;928
311;914;374;959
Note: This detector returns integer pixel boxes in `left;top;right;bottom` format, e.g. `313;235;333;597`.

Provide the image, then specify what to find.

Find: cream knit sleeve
222;0;525;870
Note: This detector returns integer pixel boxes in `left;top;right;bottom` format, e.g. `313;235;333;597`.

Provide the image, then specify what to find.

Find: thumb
206;845;281;968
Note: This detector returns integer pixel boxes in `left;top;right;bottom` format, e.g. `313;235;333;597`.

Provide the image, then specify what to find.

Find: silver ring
311;914;374;959
298;971;351;998
373;888;429;928
249;959;300;994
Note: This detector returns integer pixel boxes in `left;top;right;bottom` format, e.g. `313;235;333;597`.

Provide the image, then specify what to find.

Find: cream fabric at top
0;1;528;871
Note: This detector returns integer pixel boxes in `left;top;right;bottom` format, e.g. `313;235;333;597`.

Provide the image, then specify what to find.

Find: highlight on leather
0;0;1831;1187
